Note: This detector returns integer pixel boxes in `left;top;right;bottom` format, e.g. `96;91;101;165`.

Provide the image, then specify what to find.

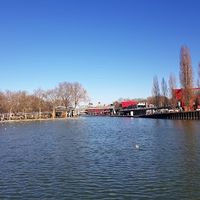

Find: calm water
0;117;200;199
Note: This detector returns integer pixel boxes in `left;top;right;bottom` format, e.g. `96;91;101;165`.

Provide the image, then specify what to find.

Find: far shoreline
0;117;79;124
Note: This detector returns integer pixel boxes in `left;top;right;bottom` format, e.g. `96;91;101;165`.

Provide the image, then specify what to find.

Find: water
0;117;200;199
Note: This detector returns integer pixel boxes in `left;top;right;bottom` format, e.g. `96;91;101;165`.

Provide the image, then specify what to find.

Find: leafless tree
1;81;89;119
161;77;168;107
152;76;160;107
4;90;18;119
0;91;6;113
168;73;176;97
33;88;46;118
180;46;193;88
197;63;200;88
45;88;60;118
57;82;72;108
195;63;200;108
71;82;88;109
168;73;177;108
147;96;154;106
179;45;193;108
17;91;33;118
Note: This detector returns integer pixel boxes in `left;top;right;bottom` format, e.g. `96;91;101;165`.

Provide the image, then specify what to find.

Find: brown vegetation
0;82;88;120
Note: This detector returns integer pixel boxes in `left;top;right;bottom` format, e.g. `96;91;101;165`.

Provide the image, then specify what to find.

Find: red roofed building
174;89;183;101
121;100;138;108
173;88;200;110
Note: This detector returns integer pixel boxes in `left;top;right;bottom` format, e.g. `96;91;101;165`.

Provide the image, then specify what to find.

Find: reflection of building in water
173;88;200;110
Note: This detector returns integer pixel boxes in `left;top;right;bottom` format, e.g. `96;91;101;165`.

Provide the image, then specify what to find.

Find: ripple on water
0;118;200;199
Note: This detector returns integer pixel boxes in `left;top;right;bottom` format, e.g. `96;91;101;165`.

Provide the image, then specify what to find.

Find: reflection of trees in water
173;120;200;195
172;120;199;157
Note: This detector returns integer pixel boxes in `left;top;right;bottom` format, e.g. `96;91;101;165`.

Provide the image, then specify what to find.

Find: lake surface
0;117;200;199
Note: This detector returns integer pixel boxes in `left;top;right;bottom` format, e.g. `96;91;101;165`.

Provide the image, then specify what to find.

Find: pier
84;102;200;120
140;111;200;120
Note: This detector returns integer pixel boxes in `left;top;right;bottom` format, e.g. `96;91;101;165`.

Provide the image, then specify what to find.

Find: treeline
150;74;176;108
0;81;88;119
151;45;200;110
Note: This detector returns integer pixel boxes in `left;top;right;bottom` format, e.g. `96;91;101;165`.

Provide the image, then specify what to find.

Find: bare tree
161;77;168;107
5;90;18;119
152;76;160;107
168;73;176;97
195;63;200;108
179;45;193;109
147;96;154;106
1;81;89;120
17;91;32;119
45;88;60;118
57;82;72;108
179;46;193;88
71;82;88;109
0;91;6;113
197;63;200;88
168;73;177;108
33;88;45;118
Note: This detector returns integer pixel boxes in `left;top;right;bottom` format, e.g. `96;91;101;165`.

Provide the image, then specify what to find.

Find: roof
121;101;137;108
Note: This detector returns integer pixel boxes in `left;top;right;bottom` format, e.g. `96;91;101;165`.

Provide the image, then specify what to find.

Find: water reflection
0;118;200;199
171;120;200;199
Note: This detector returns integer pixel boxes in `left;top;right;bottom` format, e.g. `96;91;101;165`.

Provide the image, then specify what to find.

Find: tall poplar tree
197;63;200;88
179;46;193;108
152;76;160;107
161;77;168;107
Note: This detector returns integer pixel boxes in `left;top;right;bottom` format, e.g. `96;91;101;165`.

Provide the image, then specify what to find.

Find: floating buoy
135;144;139;149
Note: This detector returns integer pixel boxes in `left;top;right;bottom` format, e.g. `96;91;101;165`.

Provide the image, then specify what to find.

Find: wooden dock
140;111;200;120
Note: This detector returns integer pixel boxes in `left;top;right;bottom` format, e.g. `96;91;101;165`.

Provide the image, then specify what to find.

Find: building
121;100;138;108
173;88;200;110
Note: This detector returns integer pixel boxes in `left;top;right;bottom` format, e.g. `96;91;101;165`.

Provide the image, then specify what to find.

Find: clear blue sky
0;0;200;104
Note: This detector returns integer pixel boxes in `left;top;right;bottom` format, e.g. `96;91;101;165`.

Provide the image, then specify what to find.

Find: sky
0;0;200;104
